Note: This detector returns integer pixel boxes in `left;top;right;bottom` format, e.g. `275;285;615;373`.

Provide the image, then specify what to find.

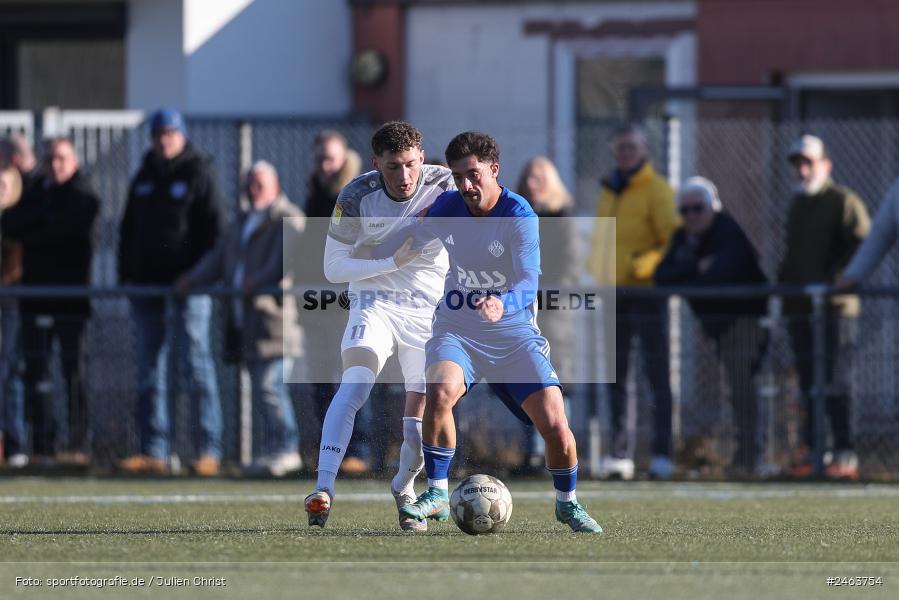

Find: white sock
316;470;337;497
556;490;577;502
391;417;423;496
428;478;449;490
315;366;376;495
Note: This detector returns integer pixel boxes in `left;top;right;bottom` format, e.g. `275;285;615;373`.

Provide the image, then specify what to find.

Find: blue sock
422;443;455;490
547;464;578;502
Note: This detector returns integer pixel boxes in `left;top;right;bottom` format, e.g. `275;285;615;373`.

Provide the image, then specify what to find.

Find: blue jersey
414;187;542;344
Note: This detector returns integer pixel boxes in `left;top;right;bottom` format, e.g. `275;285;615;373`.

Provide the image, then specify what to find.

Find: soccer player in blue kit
398;132;602;533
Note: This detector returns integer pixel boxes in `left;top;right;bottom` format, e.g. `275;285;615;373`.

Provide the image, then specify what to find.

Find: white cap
788;135;827;161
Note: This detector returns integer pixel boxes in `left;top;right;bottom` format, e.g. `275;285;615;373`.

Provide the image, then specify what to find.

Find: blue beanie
150;108;187;135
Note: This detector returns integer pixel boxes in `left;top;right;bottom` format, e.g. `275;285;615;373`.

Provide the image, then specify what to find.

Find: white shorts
340;302;432;393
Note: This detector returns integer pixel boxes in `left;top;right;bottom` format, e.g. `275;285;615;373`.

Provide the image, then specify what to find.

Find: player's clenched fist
473;294;504;323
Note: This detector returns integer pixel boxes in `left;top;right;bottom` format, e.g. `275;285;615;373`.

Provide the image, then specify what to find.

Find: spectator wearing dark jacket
3;137;99;463
117;108;225;476
779;135;870;480
655;177;768;473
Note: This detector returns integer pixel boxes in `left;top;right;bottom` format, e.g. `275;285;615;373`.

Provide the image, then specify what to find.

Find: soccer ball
449;474;513;535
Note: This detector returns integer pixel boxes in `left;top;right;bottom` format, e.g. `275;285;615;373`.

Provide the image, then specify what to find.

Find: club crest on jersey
331;204;343;225
488;240;504;257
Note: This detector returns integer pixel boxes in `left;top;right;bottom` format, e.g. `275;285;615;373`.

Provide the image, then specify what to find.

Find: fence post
238;120;253;467
666;117;684;457
808;285;828;477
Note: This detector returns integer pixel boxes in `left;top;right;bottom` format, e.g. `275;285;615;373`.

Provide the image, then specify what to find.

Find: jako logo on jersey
444;234;455;245
456;266;507;288
488;240;504;257
367;221;386;228
321;445;342;454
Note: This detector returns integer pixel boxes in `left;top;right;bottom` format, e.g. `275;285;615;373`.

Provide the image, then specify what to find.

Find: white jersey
328;164;453;311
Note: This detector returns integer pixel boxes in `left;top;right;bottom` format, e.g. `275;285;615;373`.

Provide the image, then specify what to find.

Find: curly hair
444;131;500;165
371;121;423;156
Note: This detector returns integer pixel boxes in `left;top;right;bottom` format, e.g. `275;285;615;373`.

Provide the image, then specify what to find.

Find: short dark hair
371;121;422;156
444;131;500;165
45;136;75;152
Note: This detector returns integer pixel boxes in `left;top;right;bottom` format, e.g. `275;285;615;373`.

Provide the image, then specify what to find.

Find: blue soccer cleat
555;500;603;534
399;487;450;522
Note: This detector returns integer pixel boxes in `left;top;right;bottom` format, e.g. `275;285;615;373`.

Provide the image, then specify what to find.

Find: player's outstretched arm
323;235;400;283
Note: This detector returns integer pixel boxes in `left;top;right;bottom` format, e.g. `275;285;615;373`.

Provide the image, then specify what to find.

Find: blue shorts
425;329;562;424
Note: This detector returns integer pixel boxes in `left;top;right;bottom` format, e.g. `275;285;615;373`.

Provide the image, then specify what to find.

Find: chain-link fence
0;110;897;479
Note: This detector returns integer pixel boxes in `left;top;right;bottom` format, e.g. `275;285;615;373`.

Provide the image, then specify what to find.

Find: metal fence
0;110;898;479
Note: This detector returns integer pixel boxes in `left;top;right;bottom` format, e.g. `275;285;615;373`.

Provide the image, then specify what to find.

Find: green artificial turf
0;478;895;599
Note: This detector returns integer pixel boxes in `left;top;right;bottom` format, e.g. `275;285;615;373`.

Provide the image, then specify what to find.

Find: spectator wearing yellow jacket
588;124;679;480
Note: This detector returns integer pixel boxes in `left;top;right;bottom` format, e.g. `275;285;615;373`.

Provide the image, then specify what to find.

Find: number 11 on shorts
350;324;366;340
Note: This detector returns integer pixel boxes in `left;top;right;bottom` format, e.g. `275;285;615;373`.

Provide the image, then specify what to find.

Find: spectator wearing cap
175;161;305;477
587;123;680;481
779;134;870;480
117;108;225;476
3;137;99;465
655;177;768;475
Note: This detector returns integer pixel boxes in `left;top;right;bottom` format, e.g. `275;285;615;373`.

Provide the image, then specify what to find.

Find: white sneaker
754;461;781;479
266;451;302;477
6;453;29;468
598;456;635;480
247;452;303;477
648;455;674;480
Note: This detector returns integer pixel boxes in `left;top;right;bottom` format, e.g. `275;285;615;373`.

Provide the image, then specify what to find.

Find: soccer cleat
556;500;603;534
305;490;332;528
392;488;427;532
398;486;450;522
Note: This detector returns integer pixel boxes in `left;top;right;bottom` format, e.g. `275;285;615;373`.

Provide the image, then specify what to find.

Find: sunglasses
679;204;706;215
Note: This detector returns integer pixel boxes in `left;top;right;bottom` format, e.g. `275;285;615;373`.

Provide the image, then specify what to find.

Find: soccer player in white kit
304;122;452;531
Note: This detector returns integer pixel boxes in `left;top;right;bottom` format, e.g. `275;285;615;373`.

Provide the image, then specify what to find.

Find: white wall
406;2;696;196
127;0;186;110
127;0;352;116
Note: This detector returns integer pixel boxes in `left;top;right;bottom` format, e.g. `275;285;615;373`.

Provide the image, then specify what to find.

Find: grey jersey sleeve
422;164;455;193
328;172;377;244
